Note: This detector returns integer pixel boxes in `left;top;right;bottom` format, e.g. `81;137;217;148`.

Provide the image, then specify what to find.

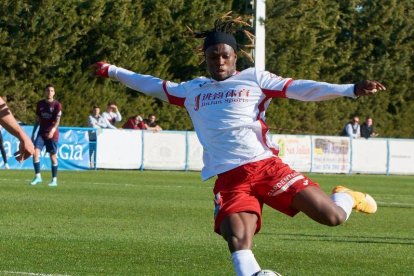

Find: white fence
96;129;414;175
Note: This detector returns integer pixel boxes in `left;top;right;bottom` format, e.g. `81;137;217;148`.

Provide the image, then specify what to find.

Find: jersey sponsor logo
195;88;251;110
40;111;54;120
267;172;304;196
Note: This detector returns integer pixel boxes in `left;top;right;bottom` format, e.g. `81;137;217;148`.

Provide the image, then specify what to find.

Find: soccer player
0;97;34;162
30;84;62;187
91;15;385;276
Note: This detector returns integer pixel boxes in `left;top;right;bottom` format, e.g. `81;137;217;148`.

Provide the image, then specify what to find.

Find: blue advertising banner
1;126;90;170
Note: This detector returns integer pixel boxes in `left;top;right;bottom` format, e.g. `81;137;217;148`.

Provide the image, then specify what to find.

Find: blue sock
34;162;40;174
52;164;58;178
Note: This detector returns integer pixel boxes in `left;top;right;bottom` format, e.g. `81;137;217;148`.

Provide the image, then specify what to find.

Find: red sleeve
262;79;293;98
162;81;186;107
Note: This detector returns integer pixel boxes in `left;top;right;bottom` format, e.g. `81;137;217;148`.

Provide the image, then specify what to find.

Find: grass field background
0;170;413;276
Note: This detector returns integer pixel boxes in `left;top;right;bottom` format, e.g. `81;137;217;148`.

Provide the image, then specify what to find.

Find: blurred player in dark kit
30;84;62;187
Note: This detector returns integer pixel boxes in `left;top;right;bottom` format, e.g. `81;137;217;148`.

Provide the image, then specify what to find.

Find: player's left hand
354;80;386;97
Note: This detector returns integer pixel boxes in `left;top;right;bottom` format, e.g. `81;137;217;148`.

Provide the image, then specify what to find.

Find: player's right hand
91;61;110;78
14;136;35;162
354;80;386;97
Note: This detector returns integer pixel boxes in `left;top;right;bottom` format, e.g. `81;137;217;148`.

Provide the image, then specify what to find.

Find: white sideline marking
376;201;414;207
0;271;70;276
0;178;208;189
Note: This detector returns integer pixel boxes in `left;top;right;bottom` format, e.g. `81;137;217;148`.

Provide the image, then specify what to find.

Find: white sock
231;249;261;276
331;192;354;220
36;173;41;178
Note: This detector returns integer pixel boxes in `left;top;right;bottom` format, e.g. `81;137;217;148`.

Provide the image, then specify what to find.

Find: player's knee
221;228;253;251
225;233;252;251
324;210;346;226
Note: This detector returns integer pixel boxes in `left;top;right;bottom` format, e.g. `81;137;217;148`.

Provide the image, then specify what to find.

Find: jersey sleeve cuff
108;65;117;78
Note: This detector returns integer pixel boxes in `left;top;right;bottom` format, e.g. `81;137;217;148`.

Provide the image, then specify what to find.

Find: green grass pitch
0;170;413;275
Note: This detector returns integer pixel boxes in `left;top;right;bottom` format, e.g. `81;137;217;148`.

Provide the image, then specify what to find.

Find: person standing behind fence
88;105;117;130
143;114;162;132
343;116;361;139
122;114;146;130
102;101;122;126
88;105;116;168
30;84;62;187
360;117;378;139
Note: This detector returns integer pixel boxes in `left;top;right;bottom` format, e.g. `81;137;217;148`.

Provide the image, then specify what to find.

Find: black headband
203;32;238;52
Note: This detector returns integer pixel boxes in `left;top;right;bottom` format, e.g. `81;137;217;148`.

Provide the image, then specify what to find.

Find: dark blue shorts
34;135;58;154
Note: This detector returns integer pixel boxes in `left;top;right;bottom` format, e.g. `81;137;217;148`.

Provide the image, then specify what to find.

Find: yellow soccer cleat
332;186;377;214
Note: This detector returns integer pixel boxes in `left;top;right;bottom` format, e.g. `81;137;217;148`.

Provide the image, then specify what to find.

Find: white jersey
108;66;355;180
102;111;122;125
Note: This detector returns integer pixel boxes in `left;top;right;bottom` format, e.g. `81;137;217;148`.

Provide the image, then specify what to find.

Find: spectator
0;125;10;169
88;105;116;130
122;115;146;130
361;117;378;139
102;101;122;126
143;114;162;132
342;116;360;139
88;105;116;168
30;84;62;187
0;97;34;162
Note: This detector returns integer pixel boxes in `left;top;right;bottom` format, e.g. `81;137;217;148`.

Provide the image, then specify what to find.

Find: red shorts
213;157;319;234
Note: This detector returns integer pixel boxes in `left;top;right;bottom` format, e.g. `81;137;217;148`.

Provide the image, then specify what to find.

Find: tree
0;0;412;137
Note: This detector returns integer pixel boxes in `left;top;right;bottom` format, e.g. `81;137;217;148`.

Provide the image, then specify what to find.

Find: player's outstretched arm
354;80;386;97
90;61;185;104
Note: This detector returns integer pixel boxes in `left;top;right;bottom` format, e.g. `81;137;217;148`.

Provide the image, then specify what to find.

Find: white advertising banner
143;131;187;170
388;139;414;174
91;129;414;175
311;136;350;173
271;134;312;172
187;132;204;171
351;139;387;174
96;129;142;169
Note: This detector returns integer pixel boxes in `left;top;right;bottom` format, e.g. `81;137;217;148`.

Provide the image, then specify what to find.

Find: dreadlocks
187;11;254;63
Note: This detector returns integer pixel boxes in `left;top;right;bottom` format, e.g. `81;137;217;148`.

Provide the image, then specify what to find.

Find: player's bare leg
221;212;261;275
221;213;283;275
291;186;347;226
292;185;377;226
220;212;257;252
